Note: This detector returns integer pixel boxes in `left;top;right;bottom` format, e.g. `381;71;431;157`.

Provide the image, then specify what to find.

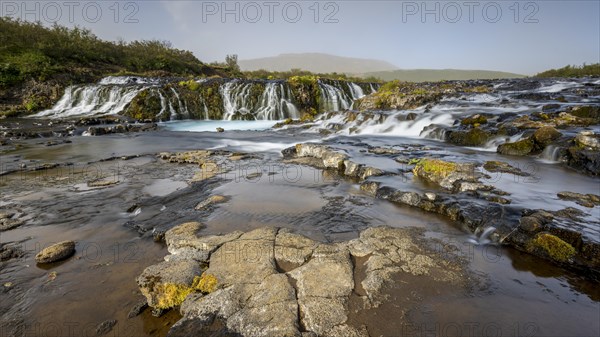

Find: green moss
179;79;200;91
413;158;458;181
465;85;490;93
461;115;488;126
497;138;535;156
531;233;576;262
411;88;427;96
24;97;40;111
448;128;491;146
378;80;402;92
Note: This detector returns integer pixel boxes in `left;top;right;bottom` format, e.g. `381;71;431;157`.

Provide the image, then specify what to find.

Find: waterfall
318;81;352;112
255;83;299;120
220;81;254;120
347;82;365;100
35;76;379;120
170;87;189;120
35;83;146;118
540;145;563;163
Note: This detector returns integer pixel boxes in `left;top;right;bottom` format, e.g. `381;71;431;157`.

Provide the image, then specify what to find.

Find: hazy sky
3;0;599;74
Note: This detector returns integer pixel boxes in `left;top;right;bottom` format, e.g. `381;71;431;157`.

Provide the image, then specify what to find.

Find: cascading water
220;81;255;120
254;83;299;120
35;76;379;120
35;81;148;118
539;145;563;163
319;81;352;112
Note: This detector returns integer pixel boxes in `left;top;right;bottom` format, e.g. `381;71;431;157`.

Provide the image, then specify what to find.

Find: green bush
535;64;600;78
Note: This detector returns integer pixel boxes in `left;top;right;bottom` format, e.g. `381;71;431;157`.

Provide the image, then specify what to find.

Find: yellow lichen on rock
193;273;218;293
531;233;576;262
154;283;195;309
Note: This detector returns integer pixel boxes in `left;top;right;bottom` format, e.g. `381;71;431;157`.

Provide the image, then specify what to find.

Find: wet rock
575;131;600;149
566;145;600;176
368;147;400;155
557;191;600;208
35;241;76;264
542;104;561;112
204;228;278;287
567;105;600;121
87;177;119;188
227;274;299;337
483;160;530;176
95;319;117;336
274;230;317;270
136;260;201;309
195;195;227;210
164;222;242;262
127;298;149;318
161;150;213;164
447;128;491;146
497;138;535;156
0;218;24;232
216;127;225;132
412;158;479;191
519;216;544;233
143;226;467;337
0;244;24;262
0;212;15;220
461;114;488;126
528;232;576;263
532;126;562;147
295;143;347;170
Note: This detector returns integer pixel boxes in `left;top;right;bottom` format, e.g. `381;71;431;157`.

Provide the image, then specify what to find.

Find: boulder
497;138;535;156
136;260;201;309
532;126;561;147
35;241;76;264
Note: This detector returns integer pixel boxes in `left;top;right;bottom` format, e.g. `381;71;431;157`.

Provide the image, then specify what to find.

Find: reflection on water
1;124;598;337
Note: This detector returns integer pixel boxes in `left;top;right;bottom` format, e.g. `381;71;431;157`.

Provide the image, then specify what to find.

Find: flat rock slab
138;225;467;337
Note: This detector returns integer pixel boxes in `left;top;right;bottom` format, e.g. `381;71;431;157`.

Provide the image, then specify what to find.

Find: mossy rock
497;138;535;156
447;128;491;146
530;233;576;262
532;126;562;147
412;158;458;182
461;114;488;126
568;106;600;121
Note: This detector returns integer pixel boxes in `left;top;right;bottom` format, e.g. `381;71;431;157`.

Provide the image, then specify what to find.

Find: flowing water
34;77;377;121
2;77;600;336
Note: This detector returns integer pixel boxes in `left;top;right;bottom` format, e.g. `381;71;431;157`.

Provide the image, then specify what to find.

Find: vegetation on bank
0;17;230;88
535;63;600;78
243;68;382;83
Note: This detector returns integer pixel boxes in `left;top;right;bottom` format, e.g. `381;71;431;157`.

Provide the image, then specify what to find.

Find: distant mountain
360;69;526;82
239;53;399;74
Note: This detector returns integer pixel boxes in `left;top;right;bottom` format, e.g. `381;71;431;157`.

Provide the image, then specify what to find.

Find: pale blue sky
3;1;599;74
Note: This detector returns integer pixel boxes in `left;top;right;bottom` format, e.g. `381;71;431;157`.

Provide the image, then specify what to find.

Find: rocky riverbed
1;77;599;337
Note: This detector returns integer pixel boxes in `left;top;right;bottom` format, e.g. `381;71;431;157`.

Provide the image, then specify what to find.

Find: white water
475;133;525;152
221;81;254;120
254;83;299;120
536;81;580;93
539;145;563;163
36;76;374;120
161;120;279;132
35;85;146;118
